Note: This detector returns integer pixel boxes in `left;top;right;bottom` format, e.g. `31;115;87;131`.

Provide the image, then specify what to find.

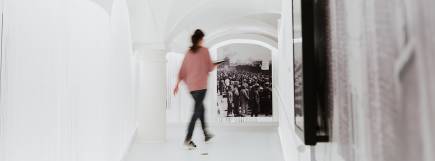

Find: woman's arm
173;78;181;95
206;49;218;72
174;55;187;95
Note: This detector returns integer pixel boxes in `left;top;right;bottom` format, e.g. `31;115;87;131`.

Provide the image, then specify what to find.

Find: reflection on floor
123;125;285;161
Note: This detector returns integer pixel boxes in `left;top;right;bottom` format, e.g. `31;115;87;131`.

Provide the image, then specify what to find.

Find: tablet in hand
213;60;226;65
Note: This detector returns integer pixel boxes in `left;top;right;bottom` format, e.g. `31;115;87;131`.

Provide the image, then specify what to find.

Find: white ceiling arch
165;10;280;42
89;0;115;13
167;19;279;53
206;33;278;50
165;7;281;51
126;0;281;51
209;38;278;59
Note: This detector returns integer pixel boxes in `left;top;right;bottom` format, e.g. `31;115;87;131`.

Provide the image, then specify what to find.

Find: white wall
311;0;435;161
0;0;135;161
133;48;166;143
166;52;192;124
276;0;312;161
277;0;435;161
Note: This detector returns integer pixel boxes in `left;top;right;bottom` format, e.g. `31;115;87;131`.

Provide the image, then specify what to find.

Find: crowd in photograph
217;65;272;117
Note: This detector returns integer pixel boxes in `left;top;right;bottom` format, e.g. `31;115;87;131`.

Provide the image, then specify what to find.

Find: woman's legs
198;103;208;136
185;112;199;142
185;89;208;142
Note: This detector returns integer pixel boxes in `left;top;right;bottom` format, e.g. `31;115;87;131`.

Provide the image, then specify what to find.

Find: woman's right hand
173;85;179;95
173;80;180;95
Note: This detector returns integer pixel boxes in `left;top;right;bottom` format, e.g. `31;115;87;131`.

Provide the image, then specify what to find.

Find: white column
134;47;167;143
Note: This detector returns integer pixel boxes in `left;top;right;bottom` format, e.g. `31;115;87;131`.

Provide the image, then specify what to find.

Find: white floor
123;125;285;161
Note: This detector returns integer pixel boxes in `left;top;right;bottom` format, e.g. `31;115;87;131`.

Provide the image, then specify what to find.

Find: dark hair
190;29;205;53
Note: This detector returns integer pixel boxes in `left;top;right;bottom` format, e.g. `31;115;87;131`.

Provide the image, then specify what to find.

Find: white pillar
134;47;167;143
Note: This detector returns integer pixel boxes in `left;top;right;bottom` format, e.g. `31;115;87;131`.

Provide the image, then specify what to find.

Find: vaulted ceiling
90;0;115;13
96;0;281;52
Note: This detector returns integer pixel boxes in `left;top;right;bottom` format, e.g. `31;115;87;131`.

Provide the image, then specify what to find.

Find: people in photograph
226;86;234;117
249;85;257;116
219;79;225;95
259;85;267;115
232;85;241;117
173;29;218;150
216;65;272;117
264;82;273;116
240;85;250;115
251;84;261;117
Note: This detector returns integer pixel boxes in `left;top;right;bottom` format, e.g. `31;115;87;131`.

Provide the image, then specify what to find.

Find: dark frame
292;0;330;146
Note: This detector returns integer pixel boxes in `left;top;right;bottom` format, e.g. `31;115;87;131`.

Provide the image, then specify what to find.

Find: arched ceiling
89;0;114;13
217;44;272;63
126;0;281;53
206;34;278;50
168;14;280;52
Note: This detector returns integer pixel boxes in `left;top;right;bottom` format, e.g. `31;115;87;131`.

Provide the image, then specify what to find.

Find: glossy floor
123;125;285;161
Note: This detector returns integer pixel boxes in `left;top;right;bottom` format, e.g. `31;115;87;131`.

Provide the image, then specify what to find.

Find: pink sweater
178;48;214;91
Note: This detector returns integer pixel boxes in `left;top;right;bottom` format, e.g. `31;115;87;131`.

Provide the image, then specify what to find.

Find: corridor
0;0;434;161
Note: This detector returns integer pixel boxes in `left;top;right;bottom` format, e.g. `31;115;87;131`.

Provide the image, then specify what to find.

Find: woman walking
173;29;217;149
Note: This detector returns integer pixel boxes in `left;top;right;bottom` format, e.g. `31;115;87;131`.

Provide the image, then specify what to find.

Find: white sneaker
205;134;214;143
184;141;197;150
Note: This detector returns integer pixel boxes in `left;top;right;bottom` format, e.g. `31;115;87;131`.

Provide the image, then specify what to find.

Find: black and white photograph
216;44;273;118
